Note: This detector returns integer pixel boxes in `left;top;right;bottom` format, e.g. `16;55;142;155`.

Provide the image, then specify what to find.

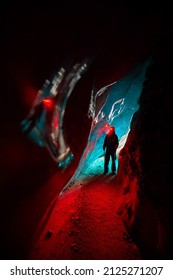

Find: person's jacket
103;133;119;152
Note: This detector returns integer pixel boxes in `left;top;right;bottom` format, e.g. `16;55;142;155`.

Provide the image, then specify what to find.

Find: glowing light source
42;98;54;110
107;126;115;135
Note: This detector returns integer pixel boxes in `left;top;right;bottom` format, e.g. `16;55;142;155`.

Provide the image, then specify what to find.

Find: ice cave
63;58;151;190
2;0;173;262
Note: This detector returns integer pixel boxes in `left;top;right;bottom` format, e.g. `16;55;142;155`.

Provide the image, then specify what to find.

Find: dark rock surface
117;34;173;259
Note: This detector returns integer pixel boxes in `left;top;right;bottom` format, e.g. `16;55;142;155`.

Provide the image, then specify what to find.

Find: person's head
108;126;115;135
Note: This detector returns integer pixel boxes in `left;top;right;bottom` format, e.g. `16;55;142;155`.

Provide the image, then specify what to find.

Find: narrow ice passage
28;59;152;259
62;58;151;193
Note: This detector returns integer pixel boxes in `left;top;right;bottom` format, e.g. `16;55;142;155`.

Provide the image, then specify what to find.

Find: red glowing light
107;126;115;136
42;98;54;110
96;123;111;137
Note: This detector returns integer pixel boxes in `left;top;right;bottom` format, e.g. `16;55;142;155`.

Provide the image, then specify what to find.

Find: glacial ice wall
62;57;151;192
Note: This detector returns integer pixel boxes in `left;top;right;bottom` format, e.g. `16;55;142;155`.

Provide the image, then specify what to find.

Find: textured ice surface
62;57;151;192
21;58;92;165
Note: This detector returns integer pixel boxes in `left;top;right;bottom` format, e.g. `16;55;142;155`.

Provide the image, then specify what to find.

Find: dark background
1;0;173;259
3;0;173;115
1;0;172;120
3;0;173;150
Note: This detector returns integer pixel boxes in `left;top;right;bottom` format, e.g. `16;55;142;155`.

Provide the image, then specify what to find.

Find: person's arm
103;136;107;150
115;135;119;149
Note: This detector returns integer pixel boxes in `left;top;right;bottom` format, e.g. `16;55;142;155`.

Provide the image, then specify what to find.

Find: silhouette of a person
103;126;119;175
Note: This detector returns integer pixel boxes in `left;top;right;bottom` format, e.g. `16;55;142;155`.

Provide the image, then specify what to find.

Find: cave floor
29;174;142;260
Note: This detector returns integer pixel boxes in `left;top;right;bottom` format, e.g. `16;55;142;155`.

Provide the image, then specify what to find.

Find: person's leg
111;152;116;174
104;152;110;174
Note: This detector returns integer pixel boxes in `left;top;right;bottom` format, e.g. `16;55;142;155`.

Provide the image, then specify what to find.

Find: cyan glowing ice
62;57;151;192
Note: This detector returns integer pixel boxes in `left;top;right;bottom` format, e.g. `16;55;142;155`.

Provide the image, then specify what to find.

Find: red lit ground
28;175;142;260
